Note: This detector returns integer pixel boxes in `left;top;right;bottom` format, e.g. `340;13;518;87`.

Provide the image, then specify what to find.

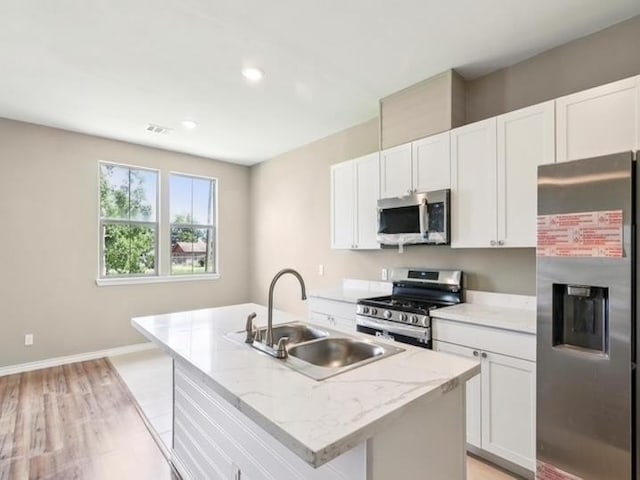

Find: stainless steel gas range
356;268;463;348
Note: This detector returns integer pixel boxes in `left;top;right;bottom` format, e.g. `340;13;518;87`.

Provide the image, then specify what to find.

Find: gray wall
466;14;640;122
0;119;251;367
5;14;640;366
249;119;536;317
249;14;640;317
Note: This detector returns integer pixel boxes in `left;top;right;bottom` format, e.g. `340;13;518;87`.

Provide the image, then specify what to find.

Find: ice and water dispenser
552;284;609;354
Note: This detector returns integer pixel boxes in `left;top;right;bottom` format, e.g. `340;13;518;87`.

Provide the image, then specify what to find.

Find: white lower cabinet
433;324;536;472
480;350;535;470
434;341;482;448
308;297;356;333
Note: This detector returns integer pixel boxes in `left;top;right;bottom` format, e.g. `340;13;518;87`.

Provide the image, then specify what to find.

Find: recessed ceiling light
242;67;264;82
181;120;198;129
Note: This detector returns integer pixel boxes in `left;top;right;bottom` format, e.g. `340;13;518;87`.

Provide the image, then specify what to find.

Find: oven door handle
357;316;430;340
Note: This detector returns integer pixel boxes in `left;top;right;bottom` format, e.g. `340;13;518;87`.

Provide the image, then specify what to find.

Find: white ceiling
1;1;640;165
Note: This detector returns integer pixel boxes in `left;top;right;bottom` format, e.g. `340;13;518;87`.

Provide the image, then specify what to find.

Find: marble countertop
308;278;391;304
132;303;479;468
432;303;536;334
308;287;374;303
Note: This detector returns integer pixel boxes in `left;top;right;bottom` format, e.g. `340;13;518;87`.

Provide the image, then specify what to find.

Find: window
99;163;158;277
170;174;217;275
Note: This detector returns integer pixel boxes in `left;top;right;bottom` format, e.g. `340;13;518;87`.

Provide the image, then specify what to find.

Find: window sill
95;274;221;287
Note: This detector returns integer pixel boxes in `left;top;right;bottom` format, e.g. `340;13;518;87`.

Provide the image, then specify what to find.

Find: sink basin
288;338;385;368
225;320;404;381
255;323;328;345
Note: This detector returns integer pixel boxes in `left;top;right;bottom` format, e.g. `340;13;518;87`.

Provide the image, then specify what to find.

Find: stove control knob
383;310;392;319
362;306;370;314
370;308;378;316
400;313;408;322
420;317;429;326
411;315;419;324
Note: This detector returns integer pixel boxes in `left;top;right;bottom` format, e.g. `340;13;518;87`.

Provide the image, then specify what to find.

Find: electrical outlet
318;264;324;276
25;334;34;346
381;268;388;281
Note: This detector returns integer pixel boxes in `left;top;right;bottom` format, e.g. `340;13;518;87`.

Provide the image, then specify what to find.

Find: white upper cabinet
330;152;380;250
330;161;355;249
380;143;412;198
412;131;451;192
451;118;498;248
497;101;555;247
355;153;381;250
380;132;452;199
556;76;640;162
452;102;555;249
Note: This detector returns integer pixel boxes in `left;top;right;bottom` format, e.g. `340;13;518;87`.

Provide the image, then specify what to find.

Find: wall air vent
146;123;174;135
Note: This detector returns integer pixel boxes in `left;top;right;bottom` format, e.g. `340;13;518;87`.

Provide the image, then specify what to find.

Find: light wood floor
0;358;178;480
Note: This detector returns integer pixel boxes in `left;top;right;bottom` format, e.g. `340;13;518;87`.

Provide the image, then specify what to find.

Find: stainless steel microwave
377;189;450;246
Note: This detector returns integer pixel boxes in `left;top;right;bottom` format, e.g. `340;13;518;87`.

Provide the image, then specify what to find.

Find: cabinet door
412;131;451;191
556;76;640;162
497;101;555;248
330;161;355;249
354;152;381;250
380;143;412;198
433;341;482;448
450;118;498;248
481;351;536;471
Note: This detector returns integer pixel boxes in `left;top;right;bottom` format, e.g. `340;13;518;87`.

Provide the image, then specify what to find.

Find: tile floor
109;348;519;479
109;348;173;452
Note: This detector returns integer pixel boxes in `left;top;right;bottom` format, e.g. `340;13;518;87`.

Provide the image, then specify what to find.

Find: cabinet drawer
432;318;535;361
308;297;357;321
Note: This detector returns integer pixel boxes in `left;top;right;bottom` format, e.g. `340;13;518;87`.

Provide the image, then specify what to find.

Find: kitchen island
133;303;479;480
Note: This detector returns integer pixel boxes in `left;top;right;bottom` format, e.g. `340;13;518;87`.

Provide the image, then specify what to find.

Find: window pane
193;178;213;225
199;227;215;273
170;175;192;224
100;164;157;222
129;169;158;222
103;224;156;276
170;227;214;275
100;164;129;220
130;225;156;274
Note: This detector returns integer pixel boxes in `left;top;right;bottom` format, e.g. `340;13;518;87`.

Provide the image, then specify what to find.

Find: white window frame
98;161;160;279
96;163;221;286
169;171;219;277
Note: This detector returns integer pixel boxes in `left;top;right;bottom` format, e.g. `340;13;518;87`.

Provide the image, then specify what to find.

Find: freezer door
537;152;634;480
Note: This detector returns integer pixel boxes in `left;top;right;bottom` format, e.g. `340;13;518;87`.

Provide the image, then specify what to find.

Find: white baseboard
0;342;157;377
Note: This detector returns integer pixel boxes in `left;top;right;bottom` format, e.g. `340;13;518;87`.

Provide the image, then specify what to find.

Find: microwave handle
419;199;428;238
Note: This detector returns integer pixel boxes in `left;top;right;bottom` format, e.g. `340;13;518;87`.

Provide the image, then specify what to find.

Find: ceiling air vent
146;123;174;135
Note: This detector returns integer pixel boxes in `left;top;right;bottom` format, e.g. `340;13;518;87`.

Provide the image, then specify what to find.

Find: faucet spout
266;268;307;347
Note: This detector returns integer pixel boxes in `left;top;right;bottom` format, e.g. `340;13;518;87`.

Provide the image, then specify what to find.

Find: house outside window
99;163;159;277
169;173;217;275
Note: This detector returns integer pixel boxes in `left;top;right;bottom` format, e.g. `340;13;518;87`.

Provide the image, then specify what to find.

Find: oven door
356;316;431;349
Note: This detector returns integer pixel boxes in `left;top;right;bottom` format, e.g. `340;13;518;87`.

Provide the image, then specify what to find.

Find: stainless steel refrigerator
537;151;637;480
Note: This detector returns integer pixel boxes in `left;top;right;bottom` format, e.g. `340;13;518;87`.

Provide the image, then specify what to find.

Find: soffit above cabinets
1;1;640;165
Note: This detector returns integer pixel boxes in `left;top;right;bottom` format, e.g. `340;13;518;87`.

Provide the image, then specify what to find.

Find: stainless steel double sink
226;322;405;381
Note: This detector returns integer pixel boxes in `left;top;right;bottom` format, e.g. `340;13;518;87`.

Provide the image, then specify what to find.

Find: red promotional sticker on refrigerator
537;210;623;258
537;461;583;480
